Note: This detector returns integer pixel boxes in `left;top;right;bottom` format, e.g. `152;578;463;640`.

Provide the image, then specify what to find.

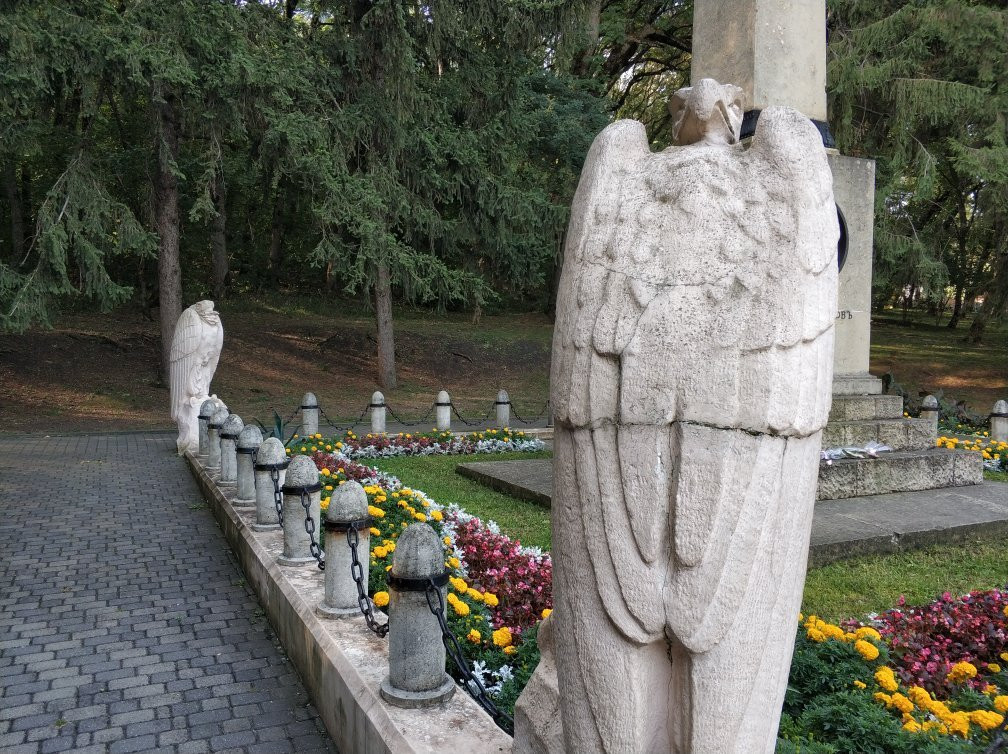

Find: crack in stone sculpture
513;78;838;754
169;301;224;455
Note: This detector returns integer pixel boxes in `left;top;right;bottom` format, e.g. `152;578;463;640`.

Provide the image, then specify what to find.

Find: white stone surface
235;424;263;506
319;481;369;618
206;405;229;473
279;455;321;567
496;389;510;429
830;153;876;389
992;400;1008;443
522;82;837;754
436;390;451;432
371;390;386;435
921;395;940;439
302;392;319;438
218;413;244;485
691;0;827;120
252;437;286;532
382;523;453;707
169;301;223;455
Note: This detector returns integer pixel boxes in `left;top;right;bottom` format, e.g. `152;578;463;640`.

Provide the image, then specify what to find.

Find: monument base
832;372;883;396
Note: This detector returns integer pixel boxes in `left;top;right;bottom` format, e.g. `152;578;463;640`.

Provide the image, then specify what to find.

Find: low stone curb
185;451;511;754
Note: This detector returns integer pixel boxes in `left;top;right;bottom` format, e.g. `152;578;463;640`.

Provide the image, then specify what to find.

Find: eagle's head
668;79;744;146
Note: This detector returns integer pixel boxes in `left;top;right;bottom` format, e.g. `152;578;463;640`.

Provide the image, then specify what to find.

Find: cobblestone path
0;432;337;754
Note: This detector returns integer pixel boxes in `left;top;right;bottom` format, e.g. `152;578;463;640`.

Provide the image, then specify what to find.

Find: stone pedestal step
817;448;983;501
828;394;904;422
822;417;934;451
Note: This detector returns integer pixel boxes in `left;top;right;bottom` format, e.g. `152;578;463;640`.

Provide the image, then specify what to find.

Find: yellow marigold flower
443;536;452;546
468;589;484;602
286;448;291;454
888;693;914;715
982;684;998;695
325;444;332;451
373;546;387;559
1001;652;1008;662
855;626;882;642
855;640;880;661
300;446;307;452
874;667;899;692
503;645;517;655
908;686;932;707
321;467;331;476
921;720;947;734
492;627;513;648
413;512;427;522
902;719;921;733
372;591;389;608
994;695;1008;714
948;661;978;683
450;576;468;593
873;692;892;705
430;510;443;522
320;498;330;511
467;629;481;643
325;485;333;491
946;711;970;738
484;593;498;608
806;627;827;643
969;710;1004;731
451;600;470;617
541;608;552;620
369;527;381;536
448;557;460;569
367;505;385;518
853;680;867;689
989;663;1002;673
1003;605;1008;618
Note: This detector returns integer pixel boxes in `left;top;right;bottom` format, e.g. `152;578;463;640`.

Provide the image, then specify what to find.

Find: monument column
692;0;880;395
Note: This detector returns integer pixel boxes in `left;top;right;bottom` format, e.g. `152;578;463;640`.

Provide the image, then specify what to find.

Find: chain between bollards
385;403;435;427
508;399;549;425
338;521;389;637
268;467;284;526
423;579;514;734
297;487;325;570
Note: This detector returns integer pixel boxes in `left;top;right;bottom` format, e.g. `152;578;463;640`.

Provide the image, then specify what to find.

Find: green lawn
368;451;553;551
372;449;1008;622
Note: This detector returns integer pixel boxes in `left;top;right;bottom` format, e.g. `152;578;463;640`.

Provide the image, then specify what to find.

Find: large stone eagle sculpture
169;301;223;455
516;79;838;753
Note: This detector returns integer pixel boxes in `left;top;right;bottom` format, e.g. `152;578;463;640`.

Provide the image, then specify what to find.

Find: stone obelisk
692;0;879;395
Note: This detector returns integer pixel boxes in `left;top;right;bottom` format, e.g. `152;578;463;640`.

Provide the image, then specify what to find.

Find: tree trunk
268;202;284;286
211;179;228;300
3;160;24;262
947;284;964;328
967;252;1008;344
154;93;182;386
374;260;396;390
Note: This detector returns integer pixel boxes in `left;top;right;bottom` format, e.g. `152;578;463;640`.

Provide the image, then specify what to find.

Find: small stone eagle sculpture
517;79;838;753
169;301;223;455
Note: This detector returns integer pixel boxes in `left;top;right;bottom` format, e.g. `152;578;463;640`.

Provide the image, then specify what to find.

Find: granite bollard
920;395;940;439
278;455;322;567
380;523;455;708
317;481;370;618
495;389;510;429
235;424;263;506
992;400;1008;443
435;390;451;432
252;438;287;532
218;413;244;486
302;392;319;438
197;398;220;460
370;391;386;435
206;405;229;474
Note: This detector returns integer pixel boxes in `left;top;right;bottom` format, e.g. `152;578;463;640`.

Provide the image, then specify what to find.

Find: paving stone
0;433;336;753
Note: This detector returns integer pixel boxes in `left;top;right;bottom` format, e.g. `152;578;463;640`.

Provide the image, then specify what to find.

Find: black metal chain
345;525;389;637
385;403;435;427
299;489;325;570
270;468;284;526
424;581;514;734
450;402;495;428
316;404;347;434
508;399;550;425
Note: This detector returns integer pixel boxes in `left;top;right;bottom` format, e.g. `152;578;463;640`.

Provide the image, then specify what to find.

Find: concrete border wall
185;452;512;754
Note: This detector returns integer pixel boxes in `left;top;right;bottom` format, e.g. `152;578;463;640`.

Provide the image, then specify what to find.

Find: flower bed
285;435;552;714
286;427;545;461
936;434;1008;473
782;593;1008;752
